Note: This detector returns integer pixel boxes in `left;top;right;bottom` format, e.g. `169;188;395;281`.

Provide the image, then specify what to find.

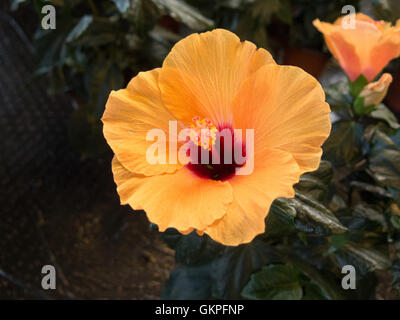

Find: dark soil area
0;153;175;299
0;157;175;299
0;7;174;299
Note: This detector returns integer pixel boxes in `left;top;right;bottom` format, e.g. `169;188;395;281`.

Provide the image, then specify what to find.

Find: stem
88;0;99;16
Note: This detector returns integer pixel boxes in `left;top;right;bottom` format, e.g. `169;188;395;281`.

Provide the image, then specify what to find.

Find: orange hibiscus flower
102;29;331;246
313;13;400;82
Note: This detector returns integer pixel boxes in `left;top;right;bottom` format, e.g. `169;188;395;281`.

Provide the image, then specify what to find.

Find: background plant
11;0;400;299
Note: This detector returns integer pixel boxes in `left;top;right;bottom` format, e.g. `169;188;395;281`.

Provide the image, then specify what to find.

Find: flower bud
359;73;393;106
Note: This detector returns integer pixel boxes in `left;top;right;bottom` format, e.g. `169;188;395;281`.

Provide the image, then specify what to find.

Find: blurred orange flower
314;13;400;82
102;29;331;246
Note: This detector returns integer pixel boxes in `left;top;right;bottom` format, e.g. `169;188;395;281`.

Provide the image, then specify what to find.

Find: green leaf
370;104;400;130
369;129;400;190
353;96;366;115
10;0;27;10
241;265;303;300
87;60;124;118
293;193;348;235
112;0;131;13
131;0;163;37
391;214;400;230
331;233;350;249
349;181;394;199
162;229;224;266
302;282;330;300
235;0;291;49
323;121;365;167
153;0;213;30
295;160;333;203
213;240;281;299
270;197;297;222
335;244;390;277
66;15;93;43
277;0;292;25
324;80;352;111
364;105;378;115
34;14;75;74
373;0;400;23
392;259;400;288
280;250;345;300
349;74;368;98
353;204;388;231
162;263;214;299
218;0;252;9
265;200;296;239
324;233;349;256
353;96;377;115
270;163;345;236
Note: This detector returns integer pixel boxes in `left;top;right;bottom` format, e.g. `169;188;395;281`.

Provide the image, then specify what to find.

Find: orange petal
232;64;331;172
204;149;301;246
158;29;275;126
370;29;400;81
180;228;194;235
333;13;376;26
112;157;233;232
342;20;384;81
314;19;363;81
102;68;183;176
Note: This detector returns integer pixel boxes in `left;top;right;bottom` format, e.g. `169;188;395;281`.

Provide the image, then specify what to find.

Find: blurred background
0;0;399;299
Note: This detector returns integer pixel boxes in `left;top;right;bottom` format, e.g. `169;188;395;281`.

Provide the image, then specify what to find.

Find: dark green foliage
162;229;224;266
372;0;400;24
369;129;400;191
241;264;303;300
392;259;400;288
213;240;281;299
350;75;369;98
162;264;215;299
323;121;365;167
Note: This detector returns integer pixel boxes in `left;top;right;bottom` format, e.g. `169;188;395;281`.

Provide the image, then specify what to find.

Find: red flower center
186;119;246;181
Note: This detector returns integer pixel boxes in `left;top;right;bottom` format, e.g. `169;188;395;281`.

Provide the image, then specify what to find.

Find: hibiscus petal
102;68;183;176
232;64;331;172
158;28;275;126
314;15;399;82
313;19;362;81
204;149;301;246
370;28;400;82
112;157;233;232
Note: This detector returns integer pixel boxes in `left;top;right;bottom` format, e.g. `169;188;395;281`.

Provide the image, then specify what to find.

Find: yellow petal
204;149;301;246
158;28;275;126
102;68;183;176
232;64;331;172
112;157;233;232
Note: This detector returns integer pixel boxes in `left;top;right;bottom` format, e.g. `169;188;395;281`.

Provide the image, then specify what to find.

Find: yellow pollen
373;20;386;32
188;117;217;151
